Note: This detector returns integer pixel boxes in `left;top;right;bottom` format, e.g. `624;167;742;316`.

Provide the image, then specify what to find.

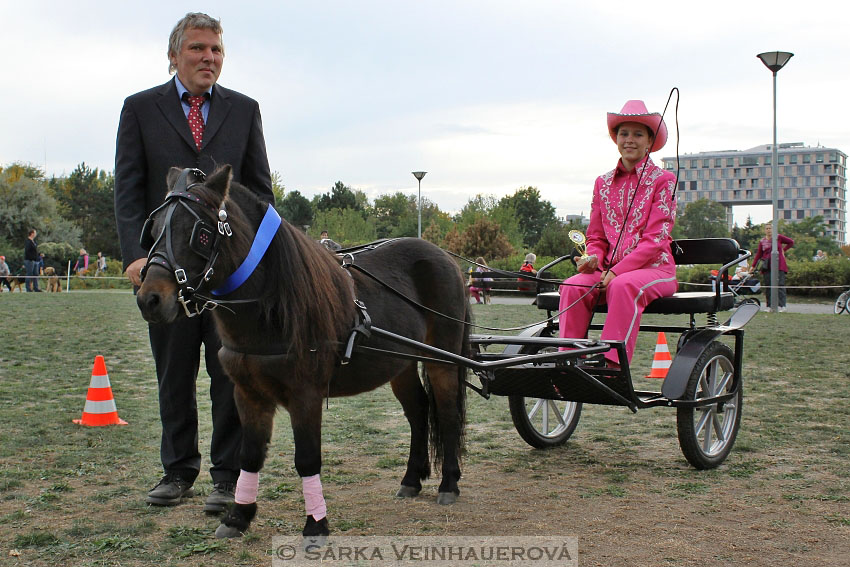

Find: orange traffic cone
645;332;672;379
73;356;128;426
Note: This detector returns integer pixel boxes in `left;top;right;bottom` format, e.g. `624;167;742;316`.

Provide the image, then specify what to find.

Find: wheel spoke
548;400;567;427
711;411;726;443
541;400;550;432
695;408;711;437
714;369;733;395
702;408;715;452
528;399;544;421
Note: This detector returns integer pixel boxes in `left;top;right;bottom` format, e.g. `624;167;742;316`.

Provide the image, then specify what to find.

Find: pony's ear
206;165;233;203
166;167;183;193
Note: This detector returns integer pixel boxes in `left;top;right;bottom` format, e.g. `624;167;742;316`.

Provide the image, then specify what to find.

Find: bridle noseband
140;168;232;317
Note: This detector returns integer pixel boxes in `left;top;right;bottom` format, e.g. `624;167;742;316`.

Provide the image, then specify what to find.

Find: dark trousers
24;260;40;291
148;310;242;484
761;269;787;308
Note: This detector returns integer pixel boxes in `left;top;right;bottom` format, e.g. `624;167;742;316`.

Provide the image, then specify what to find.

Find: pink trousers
558;267;677;364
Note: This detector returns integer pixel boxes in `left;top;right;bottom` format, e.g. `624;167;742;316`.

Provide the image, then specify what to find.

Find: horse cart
137;167;757;540
372;238;757;471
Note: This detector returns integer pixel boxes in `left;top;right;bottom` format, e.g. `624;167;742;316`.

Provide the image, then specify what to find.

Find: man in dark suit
114;12;274;514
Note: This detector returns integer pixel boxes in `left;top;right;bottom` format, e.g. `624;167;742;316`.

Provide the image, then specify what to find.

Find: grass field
0;291;848;566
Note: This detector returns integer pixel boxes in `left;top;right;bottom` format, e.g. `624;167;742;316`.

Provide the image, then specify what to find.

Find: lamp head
757;51;793;73
412;171;427;181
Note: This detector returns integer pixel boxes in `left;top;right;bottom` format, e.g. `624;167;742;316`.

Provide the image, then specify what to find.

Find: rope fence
2;272;847;293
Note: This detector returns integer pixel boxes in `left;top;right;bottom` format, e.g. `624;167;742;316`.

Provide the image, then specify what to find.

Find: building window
816;154;824;163
789;155;798;164
803;154;811;164
726;158;735;166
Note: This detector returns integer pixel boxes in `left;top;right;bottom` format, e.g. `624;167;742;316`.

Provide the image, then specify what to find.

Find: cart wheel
676;342;741;469
509;395;581;448
834;290;850;314
507;343;582;448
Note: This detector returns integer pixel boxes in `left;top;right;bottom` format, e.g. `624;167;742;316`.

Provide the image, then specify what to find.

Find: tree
312;208;376;245
49;163;119;260
535;220;586;257
456;194;524;251
730;216;762;253
779;216;839;262
497;186;559;248
674;199;728;239
372;192;417;238
270;170;285;205
442;217;515;260
313;181;367;213
278;190;313;229
0;167;82;266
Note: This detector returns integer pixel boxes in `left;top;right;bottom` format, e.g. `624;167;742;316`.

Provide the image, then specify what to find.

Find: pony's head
137;165;355;368
136;165;251;323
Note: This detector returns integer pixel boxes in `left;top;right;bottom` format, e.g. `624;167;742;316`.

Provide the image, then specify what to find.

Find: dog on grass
7;274;25;293
44;266;62;292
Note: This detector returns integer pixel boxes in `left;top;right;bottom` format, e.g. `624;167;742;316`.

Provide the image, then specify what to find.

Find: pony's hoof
215;523;243;539
436;491;458;505
395;485;420;498
302;534;328;551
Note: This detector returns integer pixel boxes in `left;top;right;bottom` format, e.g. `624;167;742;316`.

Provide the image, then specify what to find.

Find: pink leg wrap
235;470;259;504
302;474;327;520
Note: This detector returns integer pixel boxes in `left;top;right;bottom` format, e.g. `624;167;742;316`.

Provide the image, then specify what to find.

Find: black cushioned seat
535;238;743;316
536;290;734;315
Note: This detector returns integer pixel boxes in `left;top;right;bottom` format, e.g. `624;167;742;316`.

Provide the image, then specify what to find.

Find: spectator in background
813;249;827;262
517;253;537;292
752;224;794;312
73;248;89;274
319;230;341;252
0;255;11;292
95;252;107;276
468;257;492;304
24;229;41;292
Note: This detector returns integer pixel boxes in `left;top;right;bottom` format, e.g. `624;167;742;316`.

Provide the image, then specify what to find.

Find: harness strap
211;205;282;296
341;300;372;365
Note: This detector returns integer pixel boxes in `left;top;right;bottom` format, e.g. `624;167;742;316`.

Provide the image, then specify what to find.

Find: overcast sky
2;0;848;226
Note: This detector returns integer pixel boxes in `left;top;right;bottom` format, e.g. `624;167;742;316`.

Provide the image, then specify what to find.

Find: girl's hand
577;254;598;274
599;269;616;291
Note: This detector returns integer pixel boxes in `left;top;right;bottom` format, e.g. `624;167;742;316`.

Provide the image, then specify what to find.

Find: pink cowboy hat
607;99;668;153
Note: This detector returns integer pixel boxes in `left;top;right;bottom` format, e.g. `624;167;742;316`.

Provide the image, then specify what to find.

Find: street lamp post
412;171;427;238
757;51;793;313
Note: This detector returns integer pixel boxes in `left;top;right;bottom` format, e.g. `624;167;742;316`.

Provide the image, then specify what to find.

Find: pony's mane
193;180;355;374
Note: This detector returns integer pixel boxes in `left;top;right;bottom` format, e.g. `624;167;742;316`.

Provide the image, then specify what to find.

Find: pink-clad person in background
558;100;678;368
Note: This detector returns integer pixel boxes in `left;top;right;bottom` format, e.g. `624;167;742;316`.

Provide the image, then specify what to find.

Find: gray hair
167;12;224;74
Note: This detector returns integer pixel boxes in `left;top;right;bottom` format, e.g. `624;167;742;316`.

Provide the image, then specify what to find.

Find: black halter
139;168;232;317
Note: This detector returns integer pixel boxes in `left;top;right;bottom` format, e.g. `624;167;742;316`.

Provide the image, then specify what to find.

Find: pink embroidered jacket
585;156;677;274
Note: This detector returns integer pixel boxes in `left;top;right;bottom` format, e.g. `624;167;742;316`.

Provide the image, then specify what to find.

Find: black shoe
204;481;236;514
146;473;194;506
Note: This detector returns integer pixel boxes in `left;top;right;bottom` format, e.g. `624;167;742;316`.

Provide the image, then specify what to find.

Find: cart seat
536;289;734;315
536;238;745;316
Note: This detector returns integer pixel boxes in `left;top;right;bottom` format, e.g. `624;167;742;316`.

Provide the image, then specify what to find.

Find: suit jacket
114;78;274;269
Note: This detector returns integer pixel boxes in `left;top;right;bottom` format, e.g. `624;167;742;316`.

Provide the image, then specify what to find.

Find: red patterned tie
186;94;206;151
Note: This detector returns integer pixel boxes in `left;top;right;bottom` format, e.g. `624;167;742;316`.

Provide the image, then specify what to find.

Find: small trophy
569;230;589;259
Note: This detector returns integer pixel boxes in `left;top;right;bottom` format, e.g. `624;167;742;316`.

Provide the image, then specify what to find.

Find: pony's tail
424;306;470;472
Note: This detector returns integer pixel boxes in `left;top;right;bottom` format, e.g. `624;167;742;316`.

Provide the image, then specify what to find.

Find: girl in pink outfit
558;100;678;367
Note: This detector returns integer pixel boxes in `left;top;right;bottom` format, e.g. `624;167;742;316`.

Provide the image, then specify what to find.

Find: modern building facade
662;143;847;244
